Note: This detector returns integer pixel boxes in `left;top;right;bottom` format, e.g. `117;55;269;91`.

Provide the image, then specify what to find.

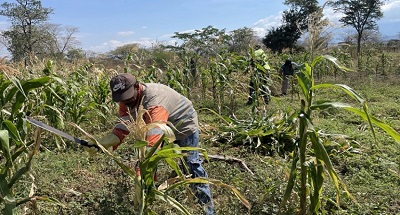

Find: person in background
279;59;298;96
84;73;215;215
247;45;271;105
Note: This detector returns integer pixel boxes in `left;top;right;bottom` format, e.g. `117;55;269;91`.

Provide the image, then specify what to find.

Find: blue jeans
175;130;215;215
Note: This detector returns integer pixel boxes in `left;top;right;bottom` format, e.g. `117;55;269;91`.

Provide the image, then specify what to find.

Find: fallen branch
201;154;254;175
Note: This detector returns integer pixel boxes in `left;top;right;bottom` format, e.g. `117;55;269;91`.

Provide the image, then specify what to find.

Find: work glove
83;133;120;156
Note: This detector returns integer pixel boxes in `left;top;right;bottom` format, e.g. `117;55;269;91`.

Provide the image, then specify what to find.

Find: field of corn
1;45;400;215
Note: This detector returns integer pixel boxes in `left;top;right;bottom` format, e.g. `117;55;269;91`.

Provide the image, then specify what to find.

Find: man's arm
143;106;169;147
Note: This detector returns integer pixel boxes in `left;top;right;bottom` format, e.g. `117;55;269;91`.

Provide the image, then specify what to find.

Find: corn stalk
279;55;400;214
76;104;250;214
0;72;62;214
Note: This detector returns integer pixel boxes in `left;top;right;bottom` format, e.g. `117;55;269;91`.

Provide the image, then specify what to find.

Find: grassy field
8;72;398;215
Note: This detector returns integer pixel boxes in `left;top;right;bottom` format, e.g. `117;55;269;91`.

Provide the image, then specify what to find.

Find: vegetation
263;0;320;52
1;36;399;214
1;1;400;215
0;0;80;62
329;0;385;56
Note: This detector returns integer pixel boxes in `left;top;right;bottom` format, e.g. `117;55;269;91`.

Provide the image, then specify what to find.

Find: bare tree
43;24;80;58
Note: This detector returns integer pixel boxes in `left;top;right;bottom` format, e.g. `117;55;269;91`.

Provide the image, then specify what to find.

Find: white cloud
382;0;400;12
87;37;180;53
251;14;282;37
176;29;197;34
117;31;135;36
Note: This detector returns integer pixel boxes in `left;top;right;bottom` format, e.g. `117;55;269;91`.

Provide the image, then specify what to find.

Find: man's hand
83;133;121;155
83;141;100;156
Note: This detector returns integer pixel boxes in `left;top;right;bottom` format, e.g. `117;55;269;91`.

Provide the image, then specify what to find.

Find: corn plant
76;105;250;214
243;47;272;113
201;107;297;156
279;55;400;214
0;73;62;214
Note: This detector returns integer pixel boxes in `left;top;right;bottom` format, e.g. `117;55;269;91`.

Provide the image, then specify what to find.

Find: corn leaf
296;63;312;101
319;55;352;72
279;154;299;214
2;120;22;143
0;130;12;170
310;102;400;142
309;131;341;205
165;177;251;211
0;173;16;215
153;189;191;215
312;83;365;103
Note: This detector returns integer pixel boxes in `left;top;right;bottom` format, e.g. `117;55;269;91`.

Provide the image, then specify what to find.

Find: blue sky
1;0;400;57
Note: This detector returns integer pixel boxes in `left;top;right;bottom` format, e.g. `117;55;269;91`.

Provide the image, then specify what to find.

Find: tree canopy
0;0;80;62
263;0;320;53
330;0;385;55
0;0;53;61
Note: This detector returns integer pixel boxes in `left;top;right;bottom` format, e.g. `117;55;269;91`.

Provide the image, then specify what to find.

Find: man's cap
109;73;137;102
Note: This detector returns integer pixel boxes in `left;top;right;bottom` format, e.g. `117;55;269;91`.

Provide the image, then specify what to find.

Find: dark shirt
280;64;294;75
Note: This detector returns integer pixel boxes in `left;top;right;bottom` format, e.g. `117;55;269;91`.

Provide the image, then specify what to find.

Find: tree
263;0;319;52
263;25;301;53
227;27;257;54
284;0;320;30
109;43;140;60
44;24;80;58
0;0;53;62
330;0;385;56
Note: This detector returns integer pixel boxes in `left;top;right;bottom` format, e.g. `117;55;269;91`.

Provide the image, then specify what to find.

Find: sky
1;0;400;57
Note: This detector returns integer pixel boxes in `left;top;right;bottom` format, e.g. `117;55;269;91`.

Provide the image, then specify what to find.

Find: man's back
140;83;199;140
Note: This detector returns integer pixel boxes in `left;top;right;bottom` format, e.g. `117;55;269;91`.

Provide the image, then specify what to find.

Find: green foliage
0;72;62;214
0;0;53;61
263;0;320;52
279;54;400;214
330;0;385;55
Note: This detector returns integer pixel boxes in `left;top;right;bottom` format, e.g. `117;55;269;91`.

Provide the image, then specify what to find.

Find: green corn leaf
0;79;12;104
296;63;312;101
133;140;149;148
11;77;51;114
4;86;18;105
312;83;365;103
308;134;326;213
164;157;183;177
279;153;299;213
16;196;65;207
319;55;352;72
143;135;165;160
361;102;377;143
308;160;323;213
309;131;340;205
311;102;399;142
345;106;400;143
0;130;13;171
311;55;325;68
8;165;30;189
8;76;26;99
2;120;22;143
21;77;51;92
142;153;182;186
0;173;16;215
310;101;351;110
198;107;235;124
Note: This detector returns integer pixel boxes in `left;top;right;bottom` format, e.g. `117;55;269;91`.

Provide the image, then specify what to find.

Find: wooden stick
201;154;254;175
